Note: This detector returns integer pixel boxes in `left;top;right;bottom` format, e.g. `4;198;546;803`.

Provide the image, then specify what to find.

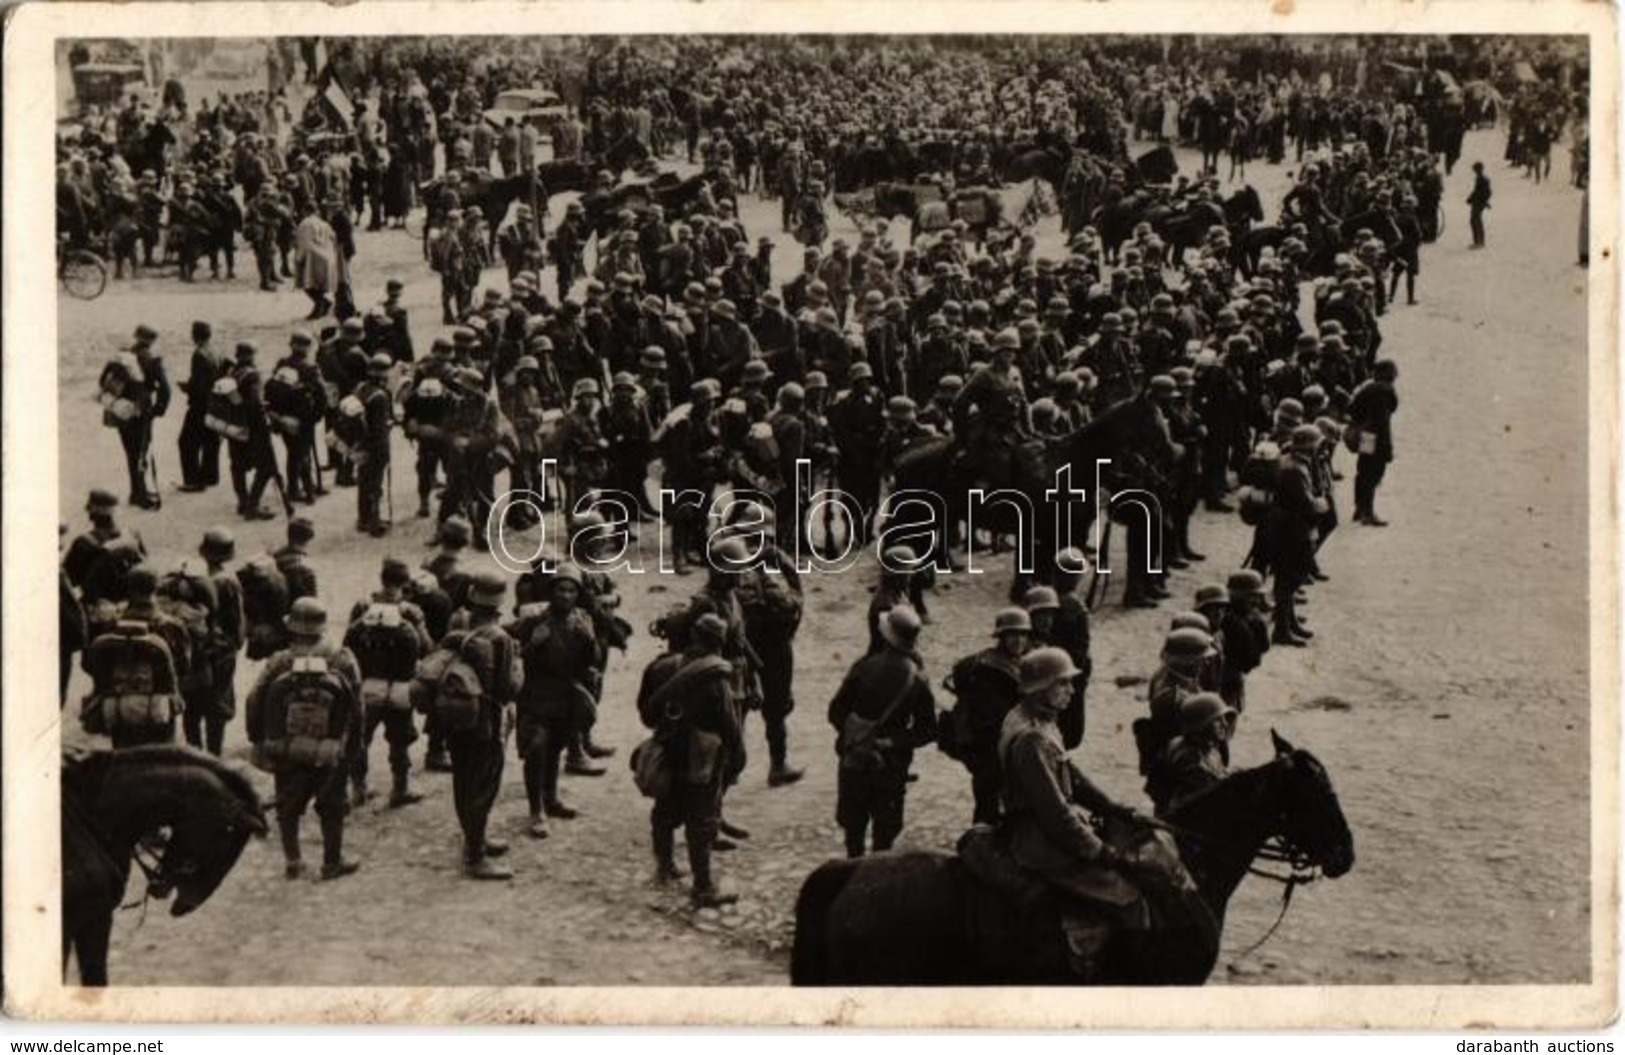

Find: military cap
86;488;119;512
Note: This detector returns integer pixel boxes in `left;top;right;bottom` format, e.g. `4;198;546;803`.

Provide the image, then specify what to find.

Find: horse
1002;144;1070;196
62;745;267;986
1132;145;1179;186
889;393;1174;603
1091;189;1160;261
1222;186;1264;271
790;731;1354;985
1150;200;1227;266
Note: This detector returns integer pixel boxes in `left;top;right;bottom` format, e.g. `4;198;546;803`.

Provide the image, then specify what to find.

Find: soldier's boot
278;812;304;879
581;730;616;760
542;751;579;819
462;841;514;881
318;814;360;880
387;767;423;808
349;776;371;809
766;729;804;788
652;826;686;883
688;841;737;908
564;735;606;777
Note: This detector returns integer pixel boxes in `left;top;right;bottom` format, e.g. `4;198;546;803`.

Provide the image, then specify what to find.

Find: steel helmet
1179;692;1234;735
1020;646;1081;697
993;607;1033;636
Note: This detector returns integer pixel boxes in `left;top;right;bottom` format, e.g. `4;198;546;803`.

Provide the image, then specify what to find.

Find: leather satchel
839;667;918;772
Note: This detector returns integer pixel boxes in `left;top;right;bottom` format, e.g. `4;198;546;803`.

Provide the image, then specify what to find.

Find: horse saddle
956;825;1136;978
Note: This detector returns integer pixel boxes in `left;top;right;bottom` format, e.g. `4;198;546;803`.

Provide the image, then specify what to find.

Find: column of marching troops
66;158;1410;914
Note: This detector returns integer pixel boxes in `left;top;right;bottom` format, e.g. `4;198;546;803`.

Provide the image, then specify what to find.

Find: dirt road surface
57;126;1590;987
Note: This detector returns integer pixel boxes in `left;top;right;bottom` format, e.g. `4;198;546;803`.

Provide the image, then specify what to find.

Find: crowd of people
61;33;1562;933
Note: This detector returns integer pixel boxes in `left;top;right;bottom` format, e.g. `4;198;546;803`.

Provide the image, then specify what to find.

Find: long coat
293;214;346;294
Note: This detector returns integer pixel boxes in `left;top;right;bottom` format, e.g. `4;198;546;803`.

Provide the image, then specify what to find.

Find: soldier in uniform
1155;692;1233;816
726;503;805;788
829;361;886;546
184;527;245;756
828;606;937;857
226;342;278;521
637;611;746;906
270;331;328;505
354;354;395;537
273;516;319;603
81;564;191;749
1268;424;1325;646
110;325;171;510
948;607;1032;825
177;321;225;493
1349;358;1399;527
245;598;363;880
951;329;1028;486
998;646;1143;950
344;556;431;809
510;564;602;839
442;570;523;880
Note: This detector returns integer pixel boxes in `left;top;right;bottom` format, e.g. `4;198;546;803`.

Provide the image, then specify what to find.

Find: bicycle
57;236;109;301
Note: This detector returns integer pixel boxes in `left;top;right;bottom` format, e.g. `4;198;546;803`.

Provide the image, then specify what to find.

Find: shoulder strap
873;662;920;728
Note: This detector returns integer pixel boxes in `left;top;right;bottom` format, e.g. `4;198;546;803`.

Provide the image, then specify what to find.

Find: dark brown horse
889;393;1175;601
790;732;1354;985
62;745;267;985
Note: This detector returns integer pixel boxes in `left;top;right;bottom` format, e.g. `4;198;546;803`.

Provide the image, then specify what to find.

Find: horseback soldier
636;611;746;906
344;557;433;810
245;597;363;881
827;606;937;858
994;647;1156;973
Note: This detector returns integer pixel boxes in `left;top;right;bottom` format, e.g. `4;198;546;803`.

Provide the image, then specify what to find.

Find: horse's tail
790;859;857;986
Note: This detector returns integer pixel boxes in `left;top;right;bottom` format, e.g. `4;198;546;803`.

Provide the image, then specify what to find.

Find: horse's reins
1130;810;1322;959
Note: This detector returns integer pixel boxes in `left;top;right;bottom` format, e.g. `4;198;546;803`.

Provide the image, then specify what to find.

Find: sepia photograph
3;0;1617;1030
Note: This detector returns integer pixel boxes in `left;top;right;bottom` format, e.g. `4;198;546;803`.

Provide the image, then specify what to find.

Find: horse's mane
67;745;261;810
